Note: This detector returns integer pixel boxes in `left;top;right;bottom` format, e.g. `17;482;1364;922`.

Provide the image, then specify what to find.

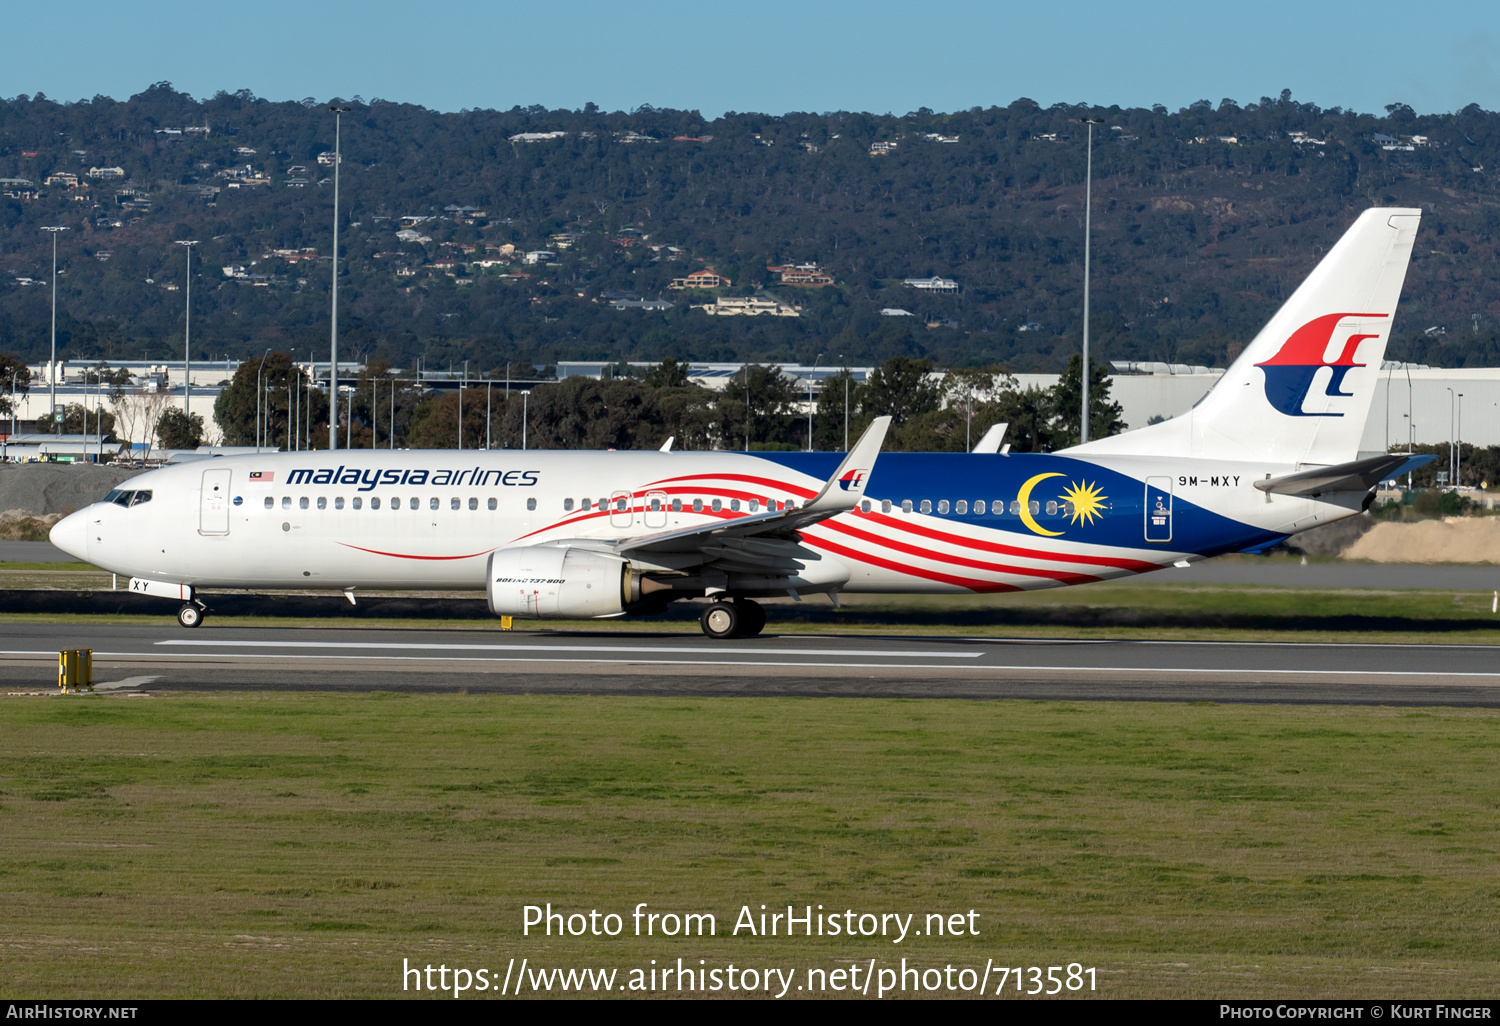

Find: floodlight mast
328;104;351;450
175;240;198;423
1072;116;1105;444
40;226;67;428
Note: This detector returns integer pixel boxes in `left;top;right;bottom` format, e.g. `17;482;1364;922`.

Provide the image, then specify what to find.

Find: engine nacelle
487;546;629;619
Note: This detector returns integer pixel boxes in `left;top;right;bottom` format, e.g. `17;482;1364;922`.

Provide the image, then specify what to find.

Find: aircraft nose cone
49;510;89;562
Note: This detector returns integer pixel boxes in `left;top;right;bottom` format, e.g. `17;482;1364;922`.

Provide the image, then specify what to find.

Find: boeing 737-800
50;208;1433;638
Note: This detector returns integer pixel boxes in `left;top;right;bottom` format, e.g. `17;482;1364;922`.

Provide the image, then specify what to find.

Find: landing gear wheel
176;603;204;629
736;600;766;638
700;601;741;639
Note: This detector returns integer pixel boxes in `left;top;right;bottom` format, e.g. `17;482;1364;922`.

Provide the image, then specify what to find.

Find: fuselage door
200;468;232;536
1144;476;1172;543
609;490;634;529
644;490;667;528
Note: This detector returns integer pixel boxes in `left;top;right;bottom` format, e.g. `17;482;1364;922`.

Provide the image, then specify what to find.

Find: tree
33;402;116;440
212;352;320;448
0;354;31;418
156;408;204;449
1048;355;1125;448
716;365;801;450
860;357;941;425
813;368;860;450
642;358;690;389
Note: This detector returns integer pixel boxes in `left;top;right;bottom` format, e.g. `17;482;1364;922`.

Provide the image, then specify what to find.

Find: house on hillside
44;172;79;188
669;268;731;289
523;250;556;265
509;131;567;143
903;276;959;293
869;141;897;156
87;166;125;179
694;296;799;317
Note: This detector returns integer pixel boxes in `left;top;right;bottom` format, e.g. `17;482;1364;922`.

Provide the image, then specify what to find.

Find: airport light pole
521;390;530;451
328;105;350;450
839;354;849;452
40;226;67;429
1457;392;1464;487
1447;387;1456;488
175;240;198;423
1073;117;1104;444
808;353;821;451
255;349;271;452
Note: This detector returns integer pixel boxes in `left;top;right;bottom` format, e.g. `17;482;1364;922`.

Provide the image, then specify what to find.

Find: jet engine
487;546;630;619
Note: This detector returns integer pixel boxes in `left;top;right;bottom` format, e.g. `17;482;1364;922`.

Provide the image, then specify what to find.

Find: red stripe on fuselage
862;511;1158;572
807;520;1101;585
338;543;496;561
809;534;1021;593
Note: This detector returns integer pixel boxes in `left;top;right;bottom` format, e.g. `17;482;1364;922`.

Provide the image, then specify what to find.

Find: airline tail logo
1255;312;1387;417
838;469;867;492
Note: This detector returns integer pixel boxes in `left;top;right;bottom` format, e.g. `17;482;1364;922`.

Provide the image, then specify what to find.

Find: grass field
2;693;1498;999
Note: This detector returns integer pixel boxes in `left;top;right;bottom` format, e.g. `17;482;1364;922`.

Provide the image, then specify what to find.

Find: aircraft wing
613;416;891;562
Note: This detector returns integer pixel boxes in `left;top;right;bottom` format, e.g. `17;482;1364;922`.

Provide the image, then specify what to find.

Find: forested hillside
3;84;1500;372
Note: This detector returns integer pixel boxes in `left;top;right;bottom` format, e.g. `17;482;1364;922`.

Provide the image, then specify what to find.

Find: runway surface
1;621;1496;706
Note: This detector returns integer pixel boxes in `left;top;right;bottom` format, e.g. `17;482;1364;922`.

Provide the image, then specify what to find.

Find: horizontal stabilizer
1253;453;1436;497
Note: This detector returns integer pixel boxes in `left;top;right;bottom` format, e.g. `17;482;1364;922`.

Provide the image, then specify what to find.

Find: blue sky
5;1;1498;117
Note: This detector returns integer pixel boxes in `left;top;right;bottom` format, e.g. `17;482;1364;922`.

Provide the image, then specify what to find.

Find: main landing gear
699;599;766;640
176;603;205;629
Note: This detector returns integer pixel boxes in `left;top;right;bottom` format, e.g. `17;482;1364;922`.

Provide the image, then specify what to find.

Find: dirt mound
1343;517;1500;564
0;463;143;517
1282;516;1374;556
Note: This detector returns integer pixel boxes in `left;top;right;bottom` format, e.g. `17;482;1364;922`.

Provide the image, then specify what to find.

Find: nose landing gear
176;603;205;629
699;599;766;639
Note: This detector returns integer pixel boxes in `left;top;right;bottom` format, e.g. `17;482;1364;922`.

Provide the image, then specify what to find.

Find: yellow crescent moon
1017;472;1065;537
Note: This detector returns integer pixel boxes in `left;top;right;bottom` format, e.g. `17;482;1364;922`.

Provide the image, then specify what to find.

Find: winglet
971;422;1007;454
802;415;891;513
659;436;675;453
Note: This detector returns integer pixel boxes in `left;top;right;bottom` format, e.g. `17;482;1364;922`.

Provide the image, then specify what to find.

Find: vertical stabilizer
1069;208;1421;465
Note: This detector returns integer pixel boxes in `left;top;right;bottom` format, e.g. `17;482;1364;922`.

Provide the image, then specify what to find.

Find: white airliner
51;208;1432;638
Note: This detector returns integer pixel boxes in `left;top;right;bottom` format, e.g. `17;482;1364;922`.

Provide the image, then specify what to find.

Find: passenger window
1045;501;1057;516
371;497;381;510
581;498;592;511
281;496;291;509
920;500;932;514
881;499;892;513
264;496;274;509
408;497;418;510
488;497;497;510
334;497;344;510
749;499;759;513
450;497;460;511
650;498;661;512
692;498;703;512
299;497;309;510
730;498;741;512
430;497;439;511
901;500;912;513
955;500;967;514
1029;500;1040;515
564;498;574;511
671;498;682;512
1009;500;1020;515
468;497;478;510
974;500;986;514
526;497;537;511
352;497;361;510
131;490;152;506
615;496;627;512
711;498;721;512
860;499;871;513
317;497;327;510
937;500;949;514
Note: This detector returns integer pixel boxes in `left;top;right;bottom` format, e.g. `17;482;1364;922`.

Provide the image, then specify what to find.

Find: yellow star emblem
1061;480;1108;526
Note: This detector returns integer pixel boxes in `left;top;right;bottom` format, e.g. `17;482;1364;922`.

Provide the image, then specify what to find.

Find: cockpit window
104;489;130;506
129;490;152;507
